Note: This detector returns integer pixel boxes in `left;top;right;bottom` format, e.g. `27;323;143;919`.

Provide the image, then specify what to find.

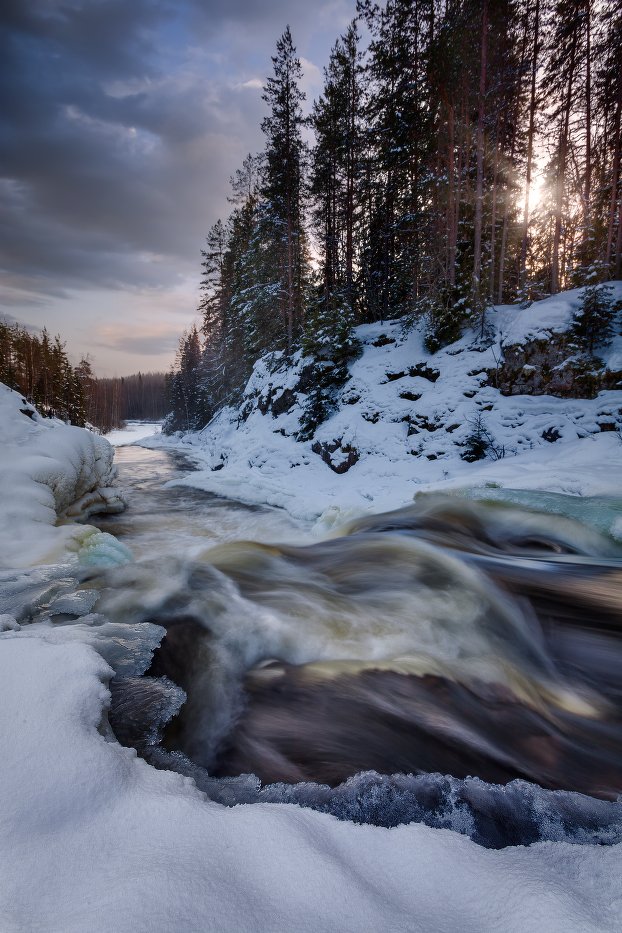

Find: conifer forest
0;320;167;431
167;0;622;432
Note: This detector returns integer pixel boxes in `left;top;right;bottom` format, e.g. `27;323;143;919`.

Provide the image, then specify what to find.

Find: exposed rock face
240;355;312;422
383;364;440;385
488;335;622;399
311;439;359;474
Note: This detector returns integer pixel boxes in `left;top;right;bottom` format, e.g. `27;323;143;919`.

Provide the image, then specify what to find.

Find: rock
372;335;396;347
409;363;440;382
488;334;622;399
312;439;359;474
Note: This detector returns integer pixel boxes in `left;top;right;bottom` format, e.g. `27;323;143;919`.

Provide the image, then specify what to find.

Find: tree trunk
583;0;592;263
447;99;456;286
473;0;489;298
551;31;577;294
489;114;501;299
452;90;468;289
520;0;540;294
346;67;355;311
605;79;622;273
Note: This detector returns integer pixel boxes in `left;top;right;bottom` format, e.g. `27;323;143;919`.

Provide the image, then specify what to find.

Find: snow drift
0;384;125;568
1;631;620;933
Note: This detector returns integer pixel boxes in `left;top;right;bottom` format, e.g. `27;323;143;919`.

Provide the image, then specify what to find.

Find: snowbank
145;286;622;527
0;385;125;568
0;631;619;933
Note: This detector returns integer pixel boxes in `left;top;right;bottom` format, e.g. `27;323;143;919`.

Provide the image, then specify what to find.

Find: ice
74;530;133;568
443;486;622;541
0;613;19;631
162;758;622;850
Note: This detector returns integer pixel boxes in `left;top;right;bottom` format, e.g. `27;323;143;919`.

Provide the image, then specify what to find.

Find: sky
0;0;358;376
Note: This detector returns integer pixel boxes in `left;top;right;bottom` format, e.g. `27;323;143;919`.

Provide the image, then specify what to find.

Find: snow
0;384;126;568
0;631;620;933
144;285;622;533
106;420;162;446
1;287;622;931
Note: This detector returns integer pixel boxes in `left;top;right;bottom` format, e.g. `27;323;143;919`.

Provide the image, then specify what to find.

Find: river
7;445;622;849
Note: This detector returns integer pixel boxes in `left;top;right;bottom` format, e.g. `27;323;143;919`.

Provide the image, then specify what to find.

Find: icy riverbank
106;420;162;447
0;384;125;568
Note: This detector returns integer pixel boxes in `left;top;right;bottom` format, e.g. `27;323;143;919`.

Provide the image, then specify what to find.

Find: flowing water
4;447;622;849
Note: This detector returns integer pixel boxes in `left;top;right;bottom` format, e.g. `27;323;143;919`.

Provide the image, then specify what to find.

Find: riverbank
143;287;622;529
0;383;125;568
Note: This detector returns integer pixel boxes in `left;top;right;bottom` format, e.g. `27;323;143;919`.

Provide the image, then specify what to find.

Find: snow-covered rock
145;286;622;525
0;384;126;568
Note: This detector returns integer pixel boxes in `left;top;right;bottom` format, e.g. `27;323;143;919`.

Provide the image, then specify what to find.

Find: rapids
3;446;622;848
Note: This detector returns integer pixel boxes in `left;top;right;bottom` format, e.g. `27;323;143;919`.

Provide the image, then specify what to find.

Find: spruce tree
572;270;618;354
167;326;207;432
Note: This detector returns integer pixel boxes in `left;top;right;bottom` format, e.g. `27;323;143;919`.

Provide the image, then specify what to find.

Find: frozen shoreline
105;420;162;447
0;384;126;568
143;287;622;533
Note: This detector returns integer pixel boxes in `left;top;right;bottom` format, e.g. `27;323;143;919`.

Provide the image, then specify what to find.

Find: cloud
238;78;264;90
0;0;358;372
0;309;38;329
94;325;182;356
300;57;323;96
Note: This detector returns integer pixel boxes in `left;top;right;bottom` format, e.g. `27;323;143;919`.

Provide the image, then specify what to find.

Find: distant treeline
85;372;169;433
0;320;87;424
0;319;168;433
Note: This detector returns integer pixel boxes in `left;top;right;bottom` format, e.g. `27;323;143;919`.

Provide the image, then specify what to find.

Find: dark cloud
0;309;38;328
0;0;357;372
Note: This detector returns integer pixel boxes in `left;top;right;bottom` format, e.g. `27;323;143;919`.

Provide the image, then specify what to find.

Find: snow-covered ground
106;420;162;446
0;385;126;568
1;629;620;933
145;285;622;534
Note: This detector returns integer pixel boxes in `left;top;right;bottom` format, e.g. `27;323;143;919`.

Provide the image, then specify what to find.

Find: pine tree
597;0;622;279
519;0;542;298
359;0;435;322
310;22;364;320
75;356;96;425
166;326;207;432
296;24;367;439
260;26;309;349
541;0;589;292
